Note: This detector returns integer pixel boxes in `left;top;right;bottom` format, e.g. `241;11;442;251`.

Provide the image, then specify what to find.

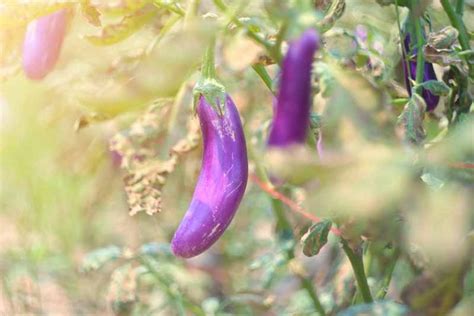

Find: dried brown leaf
111;104;201;216
424;46;463;67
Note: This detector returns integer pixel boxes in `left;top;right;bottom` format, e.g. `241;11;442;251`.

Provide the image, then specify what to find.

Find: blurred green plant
0;0;473;315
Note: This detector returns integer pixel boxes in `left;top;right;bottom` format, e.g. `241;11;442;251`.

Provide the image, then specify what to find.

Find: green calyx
193;39;227;115
193;77;227;115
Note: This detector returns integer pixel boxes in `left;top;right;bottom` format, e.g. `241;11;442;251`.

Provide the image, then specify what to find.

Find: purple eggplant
268;29;320;147
22;9;68;80
402;33;439;111
171;95;248;258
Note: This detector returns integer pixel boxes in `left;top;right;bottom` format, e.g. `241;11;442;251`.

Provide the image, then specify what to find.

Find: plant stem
273;21;288;63
248;139;326;315
395;0;414;95
270;197;326;315
139;257;202;316
363;242;373;277
153;0;185;16
184;0;201;26
376;247;400;299
439;0;472;75
201;43;216;80
408;1;425;94
455;0;464;17
458;50;474;56
212;0;278;61
341;239;373;303
440;0;470;51
271;198;293;237
252;64;274;94
301;277;327;316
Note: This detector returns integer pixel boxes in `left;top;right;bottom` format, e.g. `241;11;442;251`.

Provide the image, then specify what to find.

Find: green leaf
139;242;173;258
309;113;323;129
316;0;346;33
80;0;102;27
418;80;450;96
421;172;445;190
325;30;357;60
86;5;156;46
337;301;409;316
81;246;123;272
426;26;459;50
201;297;220;315
314;62;336;98
301;219;332;257
397;93;426;146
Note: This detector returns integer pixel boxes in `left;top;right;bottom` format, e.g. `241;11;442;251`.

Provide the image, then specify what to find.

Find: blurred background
1;0;473;315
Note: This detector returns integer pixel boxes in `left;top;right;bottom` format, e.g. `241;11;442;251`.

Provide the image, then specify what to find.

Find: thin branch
455;0;465;17
407;0;425;94
341;239;373;303
447;162;474;169
212;0;278;61
394;0;412;96
440;0;473;75
250;174;342;236
376;247;400;299
301;277;327;315
153;0;185;16
252;64;275;94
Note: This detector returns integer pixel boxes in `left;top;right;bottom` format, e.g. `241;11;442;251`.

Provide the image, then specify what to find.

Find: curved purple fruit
268;29;320;147
22;9;68;80
171;95;248;258
402;33;439;111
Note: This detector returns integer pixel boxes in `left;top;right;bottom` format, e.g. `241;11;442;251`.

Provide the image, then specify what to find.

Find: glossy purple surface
402;33;439;111
268;29;320;147
171;95;248;258
22;9;68;80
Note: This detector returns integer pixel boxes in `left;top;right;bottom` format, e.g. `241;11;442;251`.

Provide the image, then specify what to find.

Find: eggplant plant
1;1;472;315
401;31;440;111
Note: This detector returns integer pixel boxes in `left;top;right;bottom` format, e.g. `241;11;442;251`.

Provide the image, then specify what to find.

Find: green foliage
398;93;426;145
0;0;472;315
417;80;451;96
337;301;409;316
85;5;158;46
301;220;332;257
81;246;123;272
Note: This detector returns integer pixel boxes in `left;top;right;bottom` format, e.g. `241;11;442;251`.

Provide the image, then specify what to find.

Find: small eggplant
171;95;248;258
402;33;439;111
268;29;320;147
22;9;68;80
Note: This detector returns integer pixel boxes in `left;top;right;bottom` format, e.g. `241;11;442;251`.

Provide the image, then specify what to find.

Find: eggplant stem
341;239;374;303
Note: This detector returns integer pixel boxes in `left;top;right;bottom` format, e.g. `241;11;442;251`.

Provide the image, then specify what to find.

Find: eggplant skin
402;33;440;111
268;29;320;147
22;9;68;80
171;95;248;258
